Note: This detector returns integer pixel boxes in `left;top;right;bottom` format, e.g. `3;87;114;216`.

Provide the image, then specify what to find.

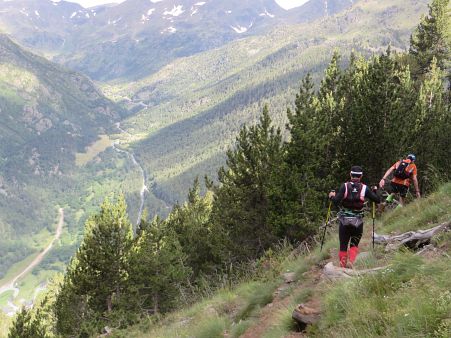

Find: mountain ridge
0;0;358;80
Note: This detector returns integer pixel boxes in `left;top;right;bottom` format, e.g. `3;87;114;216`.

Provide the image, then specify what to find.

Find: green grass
229;319;253;337
0;291;13;307
75;135;112;167
316;253;451;338
235;281;277;321
313;183;451;338
0;312;12;338
0;252;40;287
113;183;450;338
380;183;451;234
191;317;229;338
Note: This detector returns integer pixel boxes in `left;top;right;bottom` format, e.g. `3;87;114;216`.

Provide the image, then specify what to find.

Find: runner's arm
379;166;394;188
330;184;346;207
412;174;421;198
365;187;381;204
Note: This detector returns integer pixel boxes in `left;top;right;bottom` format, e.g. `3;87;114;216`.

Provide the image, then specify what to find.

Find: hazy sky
65;0;310;10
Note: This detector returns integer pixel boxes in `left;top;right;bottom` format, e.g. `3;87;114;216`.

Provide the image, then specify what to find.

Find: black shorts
390;182;409;197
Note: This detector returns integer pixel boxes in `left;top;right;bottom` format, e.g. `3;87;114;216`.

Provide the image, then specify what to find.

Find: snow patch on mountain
163;5;184;17
34;10;40;17
141;8;155;22
259;8;275;18
230;25;247;34
194;2;206;5
161;26;176;34
151;0;164;3
231;21;254;34
108;17;122;25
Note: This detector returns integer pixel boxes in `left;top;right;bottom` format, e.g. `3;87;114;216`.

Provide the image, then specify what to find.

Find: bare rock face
22;105;53;133
35;117;53;133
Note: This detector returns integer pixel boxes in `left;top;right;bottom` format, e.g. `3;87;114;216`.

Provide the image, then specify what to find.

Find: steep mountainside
105;0;429;205
117;183;451;337
0;34;126;276
0;0;357;80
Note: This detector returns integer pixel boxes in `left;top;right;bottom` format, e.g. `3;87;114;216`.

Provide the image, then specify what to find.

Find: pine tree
165;178;219;278
412;58;451;183
334;50;418;184
211;105;283;262
129;217;190;314
8;307;48;338
54;195;133;335
410;0;450;77
269;74;323;241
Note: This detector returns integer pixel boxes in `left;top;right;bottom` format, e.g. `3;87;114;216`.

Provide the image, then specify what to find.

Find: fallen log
374;222;450;251
322;262;387;279
292;303;321;330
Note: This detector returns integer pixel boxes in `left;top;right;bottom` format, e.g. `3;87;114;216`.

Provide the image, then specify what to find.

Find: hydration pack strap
344;182;366;202
360;184;367;202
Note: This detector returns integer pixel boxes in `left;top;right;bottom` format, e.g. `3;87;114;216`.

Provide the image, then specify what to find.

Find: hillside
0;33;127;278
105;0;429;205
116;183;451;337
0;0;357;80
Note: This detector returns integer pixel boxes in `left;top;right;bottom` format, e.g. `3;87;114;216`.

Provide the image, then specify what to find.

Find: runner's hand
379;179;385;189
329;191;336;199
416;191;421;198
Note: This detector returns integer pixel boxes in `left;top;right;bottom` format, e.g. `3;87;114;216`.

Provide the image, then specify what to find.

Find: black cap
350;165;363;177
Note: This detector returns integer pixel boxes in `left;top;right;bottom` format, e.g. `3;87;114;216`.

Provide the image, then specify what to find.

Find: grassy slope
115;183;451;338
103;0;429;205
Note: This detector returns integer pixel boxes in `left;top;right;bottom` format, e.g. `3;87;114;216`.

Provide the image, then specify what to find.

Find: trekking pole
372;201;376;250
320;196;333;252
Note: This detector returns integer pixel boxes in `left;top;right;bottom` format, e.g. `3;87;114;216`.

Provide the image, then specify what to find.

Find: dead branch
374;222;450;251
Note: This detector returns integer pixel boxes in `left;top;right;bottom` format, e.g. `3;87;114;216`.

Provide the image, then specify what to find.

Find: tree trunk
107;295;113;313
374;222;449;251
153;293;159;314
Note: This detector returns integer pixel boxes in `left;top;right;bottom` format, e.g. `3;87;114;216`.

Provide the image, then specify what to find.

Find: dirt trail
241;224;377;338
240;263;325;338
0;208;64;296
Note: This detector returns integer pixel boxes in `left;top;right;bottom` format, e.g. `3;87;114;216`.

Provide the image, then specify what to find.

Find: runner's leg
338;222;351;267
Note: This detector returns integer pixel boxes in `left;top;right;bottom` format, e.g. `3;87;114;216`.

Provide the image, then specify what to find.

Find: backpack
342;182;367;211
394;160;413;180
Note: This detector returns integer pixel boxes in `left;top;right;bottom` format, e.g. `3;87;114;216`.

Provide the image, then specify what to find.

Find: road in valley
0;208;64;302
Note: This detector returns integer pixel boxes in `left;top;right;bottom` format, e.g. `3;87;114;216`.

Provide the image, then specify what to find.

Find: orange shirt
391;160;417;186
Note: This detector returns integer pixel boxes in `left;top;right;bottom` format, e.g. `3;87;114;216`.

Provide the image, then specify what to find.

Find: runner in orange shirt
379;154;421;206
